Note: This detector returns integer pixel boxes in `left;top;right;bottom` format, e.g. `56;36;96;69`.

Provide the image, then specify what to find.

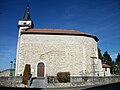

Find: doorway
37;62;44;77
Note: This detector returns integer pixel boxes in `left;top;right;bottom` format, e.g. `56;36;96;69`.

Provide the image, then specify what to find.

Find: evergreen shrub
57;72;70;83
22;64;31;85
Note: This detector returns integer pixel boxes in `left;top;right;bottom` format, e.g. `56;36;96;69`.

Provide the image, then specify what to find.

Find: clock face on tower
18;20;32;27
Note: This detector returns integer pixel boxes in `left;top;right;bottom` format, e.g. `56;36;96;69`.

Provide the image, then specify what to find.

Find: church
15;5;111;79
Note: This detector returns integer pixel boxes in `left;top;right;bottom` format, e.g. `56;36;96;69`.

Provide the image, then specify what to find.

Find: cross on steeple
27;0;30;7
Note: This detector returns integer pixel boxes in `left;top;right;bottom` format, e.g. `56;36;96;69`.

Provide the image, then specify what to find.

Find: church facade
15;5;111;77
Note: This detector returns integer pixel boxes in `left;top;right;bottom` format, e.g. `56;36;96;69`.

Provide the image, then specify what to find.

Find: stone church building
15;5;111;78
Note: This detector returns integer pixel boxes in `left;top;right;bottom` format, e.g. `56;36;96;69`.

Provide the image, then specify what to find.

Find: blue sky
0;0;120;71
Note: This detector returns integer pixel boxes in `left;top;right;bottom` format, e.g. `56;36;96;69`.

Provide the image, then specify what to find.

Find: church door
37;62;44;77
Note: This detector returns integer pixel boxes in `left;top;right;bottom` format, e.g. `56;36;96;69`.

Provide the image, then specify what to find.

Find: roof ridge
28;28;76;32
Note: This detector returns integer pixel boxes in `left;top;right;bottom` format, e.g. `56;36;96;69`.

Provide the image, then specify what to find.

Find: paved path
0;82;120;90
42;82;120;90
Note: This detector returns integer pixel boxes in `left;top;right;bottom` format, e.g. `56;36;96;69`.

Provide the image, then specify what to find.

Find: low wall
0;76;22;87
0;76;120;88
47;76;120;88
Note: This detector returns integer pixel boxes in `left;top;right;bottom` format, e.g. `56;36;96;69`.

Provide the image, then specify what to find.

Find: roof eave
21;31;98;42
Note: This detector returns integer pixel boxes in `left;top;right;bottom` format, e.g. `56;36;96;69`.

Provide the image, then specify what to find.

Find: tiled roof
21;28;83;33
102;64;111;68
21;28;99;41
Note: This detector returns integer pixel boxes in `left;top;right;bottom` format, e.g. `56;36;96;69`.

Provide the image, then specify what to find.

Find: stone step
30;78;46;88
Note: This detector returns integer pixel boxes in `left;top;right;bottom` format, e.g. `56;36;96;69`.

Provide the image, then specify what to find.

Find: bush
22;64;31;85
57;72;70;83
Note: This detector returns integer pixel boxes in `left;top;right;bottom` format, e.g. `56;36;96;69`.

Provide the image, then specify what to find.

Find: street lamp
13;58;16;76
10;61;13;76
14;58;16;69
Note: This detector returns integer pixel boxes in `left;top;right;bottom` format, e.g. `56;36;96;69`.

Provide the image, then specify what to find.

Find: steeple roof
23;5;31;20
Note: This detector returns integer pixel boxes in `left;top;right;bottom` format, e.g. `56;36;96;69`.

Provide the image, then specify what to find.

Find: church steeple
23;5;31;20
18;1;34;29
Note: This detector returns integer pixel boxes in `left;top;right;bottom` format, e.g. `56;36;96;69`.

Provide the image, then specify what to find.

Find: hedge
57;72;70;83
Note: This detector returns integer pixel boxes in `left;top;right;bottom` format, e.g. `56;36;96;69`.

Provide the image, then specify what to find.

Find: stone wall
46;76;120;88
0;76;22;87
16;34;99;77
0;76;120;88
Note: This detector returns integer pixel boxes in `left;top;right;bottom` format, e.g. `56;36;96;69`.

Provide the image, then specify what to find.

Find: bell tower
18;1;34;30
15;1;34;76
